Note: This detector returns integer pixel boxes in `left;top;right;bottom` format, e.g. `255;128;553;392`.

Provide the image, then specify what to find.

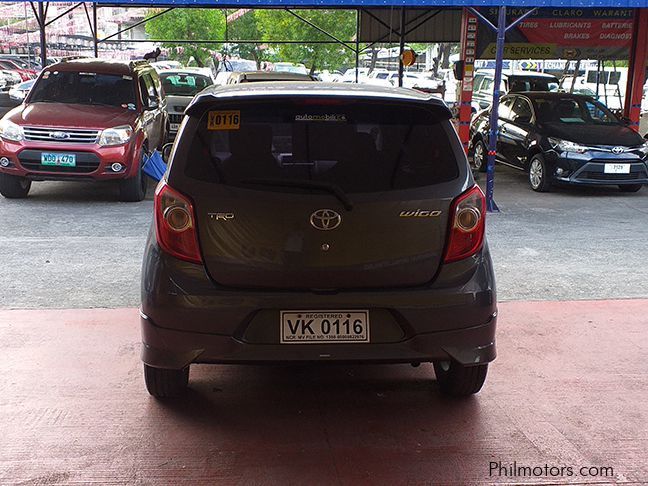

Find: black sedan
469;92;648;192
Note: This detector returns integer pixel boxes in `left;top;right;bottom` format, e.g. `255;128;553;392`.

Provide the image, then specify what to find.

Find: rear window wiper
240;178;354;211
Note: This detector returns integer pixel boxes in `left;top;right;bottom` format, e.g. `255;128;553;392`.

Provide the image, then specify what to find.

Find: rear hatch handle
240;178;354;211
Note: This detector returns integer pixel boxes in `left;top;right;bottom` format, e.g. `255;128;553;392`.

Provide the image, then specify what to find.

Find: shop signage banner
477;8;634;60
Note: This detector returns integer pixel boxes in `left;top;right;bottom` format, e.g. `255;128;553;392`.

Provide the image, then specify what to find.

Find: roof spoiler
186;92;452;119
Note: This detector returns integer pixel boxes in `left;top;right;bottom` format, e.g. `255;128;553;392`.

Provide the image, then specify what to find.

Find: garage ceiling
358;8;462;43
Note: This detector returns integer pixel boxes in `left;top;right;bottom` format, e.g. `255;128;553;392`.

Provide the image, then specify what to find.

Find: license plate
170;123;180;131
41;153;76;167
604;164;630;174
280;310;370;344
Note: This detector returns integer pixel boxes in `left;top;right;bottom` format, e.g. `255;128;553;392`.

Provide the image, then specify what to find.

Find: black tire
0;173;31;198
144;364;189;398
618;184;642;193
528;154;552;192
433;360;488;397
119;150;147;202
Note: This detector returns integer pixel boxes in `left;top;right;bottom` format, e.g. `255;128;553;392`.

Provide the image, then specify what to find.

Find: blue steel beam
484;5;506;213
468;6;537;212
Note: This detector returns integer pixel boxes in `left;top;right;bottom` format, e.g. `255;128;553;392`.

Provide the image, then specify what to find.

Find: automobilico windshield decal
295;114;347;122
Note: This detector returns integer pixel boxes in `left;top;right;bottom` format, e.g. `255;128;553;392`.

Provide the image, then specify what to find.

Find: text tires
0;173;31;199
434;360;488;397
144;364;189;398
528;154;552;192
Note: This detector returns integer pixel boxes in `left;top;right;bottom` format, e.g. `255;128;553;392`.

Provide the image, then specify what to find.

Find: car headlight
548;137;588;154
638;141;648;156
0;119;24;142
98;125;133;146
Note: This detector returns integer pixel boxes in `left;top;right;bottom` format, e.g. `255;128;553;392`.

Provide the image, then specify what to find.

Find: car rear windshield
182;99;460;193
161;73;212;96
29;71;136;108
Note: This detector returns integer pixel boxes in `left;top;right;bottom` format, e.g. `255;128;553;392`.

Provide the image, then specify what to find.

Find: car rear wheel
618;184;642;193
433;360;488;396
472;140;488;173
144;364;189;398
529;154;552;192
0;173;31;198
119;150;147;202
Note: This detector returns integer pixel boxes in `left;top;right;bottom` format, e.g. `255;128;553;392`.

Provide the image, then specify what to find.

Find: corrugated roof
359;8;462;43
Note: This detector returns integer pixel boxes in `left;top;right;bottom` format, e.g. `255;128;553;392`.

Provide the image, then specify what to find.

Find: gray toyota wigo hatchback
140;83;497;398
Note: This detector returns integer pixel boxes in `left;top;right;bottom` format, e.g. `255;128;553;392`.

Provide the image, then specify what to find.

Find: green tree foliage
224;9;266;69
145;9;225;67
254;9;357;73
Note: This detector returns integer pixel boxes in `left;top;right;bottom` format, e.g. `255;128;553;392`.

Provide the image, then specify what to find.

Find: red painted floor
0;300;647;485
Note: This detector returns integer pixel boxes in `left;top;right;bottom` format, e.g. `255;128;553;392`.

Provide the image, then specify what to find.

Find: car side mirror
161;142;173;163
147;96;159;110
453;60;464;81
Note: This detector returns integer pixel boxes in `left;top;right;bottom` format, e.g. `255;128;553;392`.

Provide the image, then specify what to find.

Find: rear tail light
154;181;202;264
443;185;486;263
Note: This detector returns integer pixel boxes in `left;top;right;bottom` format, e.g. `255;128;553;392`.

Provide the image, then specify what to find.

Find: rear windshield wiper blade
241;178;354;211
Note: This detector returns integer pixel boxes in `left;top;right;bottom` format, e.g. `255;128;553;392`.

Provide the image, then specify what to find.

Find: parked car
469;92;648;192
339;67;370;83
272;62;309;74
0;59;37;81
0;58;167;201
8;79;35;102
140;82;497;398
160;69;215;141
316;69;343;82
471;70;559;112
223;71;318;84
151;60;183;72
0;70;23;92
364;69;393;86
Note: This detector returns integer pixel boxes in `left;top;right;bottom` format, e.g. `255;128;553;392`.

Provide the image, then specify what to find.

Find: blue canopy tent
13;0;648;210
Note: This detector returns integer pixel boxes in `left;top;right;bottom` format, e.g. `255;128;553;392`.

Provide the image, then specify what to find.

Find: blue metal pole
485;6;506;213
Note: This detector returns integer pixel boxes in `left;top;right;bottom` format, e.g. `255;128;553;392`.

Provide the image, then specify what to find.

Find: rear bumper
141;241;497;369
141;310;496;368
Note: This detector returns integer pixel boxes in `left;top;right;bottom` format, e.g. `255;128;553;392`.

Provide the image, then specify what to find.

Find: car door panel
495;97;516;164
506;98;534;168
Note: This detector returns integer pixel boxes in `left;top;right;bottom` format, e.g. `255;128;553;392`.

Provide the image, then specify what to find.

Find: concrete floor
1;300;647;484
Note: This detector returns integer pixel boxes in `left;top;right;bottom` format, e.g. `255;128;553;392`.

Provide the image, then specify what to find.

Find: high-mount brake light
154;181;202;264
443;185;486;263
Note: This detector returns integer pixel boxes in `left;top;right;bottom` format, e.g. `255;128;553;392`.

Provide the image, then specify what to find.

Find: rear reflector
443;185;486;263
154;181;202;264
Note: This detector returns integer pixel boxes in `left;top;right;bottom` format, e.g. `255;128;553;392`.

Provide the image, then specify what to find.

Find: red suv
0;58;167;201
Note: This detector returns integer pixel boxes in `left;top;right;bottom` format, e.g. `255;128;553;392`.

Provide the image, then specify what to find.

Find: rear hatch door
177;97;463;290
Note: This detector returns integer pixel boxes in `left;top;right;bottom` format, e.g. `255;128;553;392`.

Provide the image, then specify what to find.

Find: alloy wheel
529;159;543;190
473;143;484;170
